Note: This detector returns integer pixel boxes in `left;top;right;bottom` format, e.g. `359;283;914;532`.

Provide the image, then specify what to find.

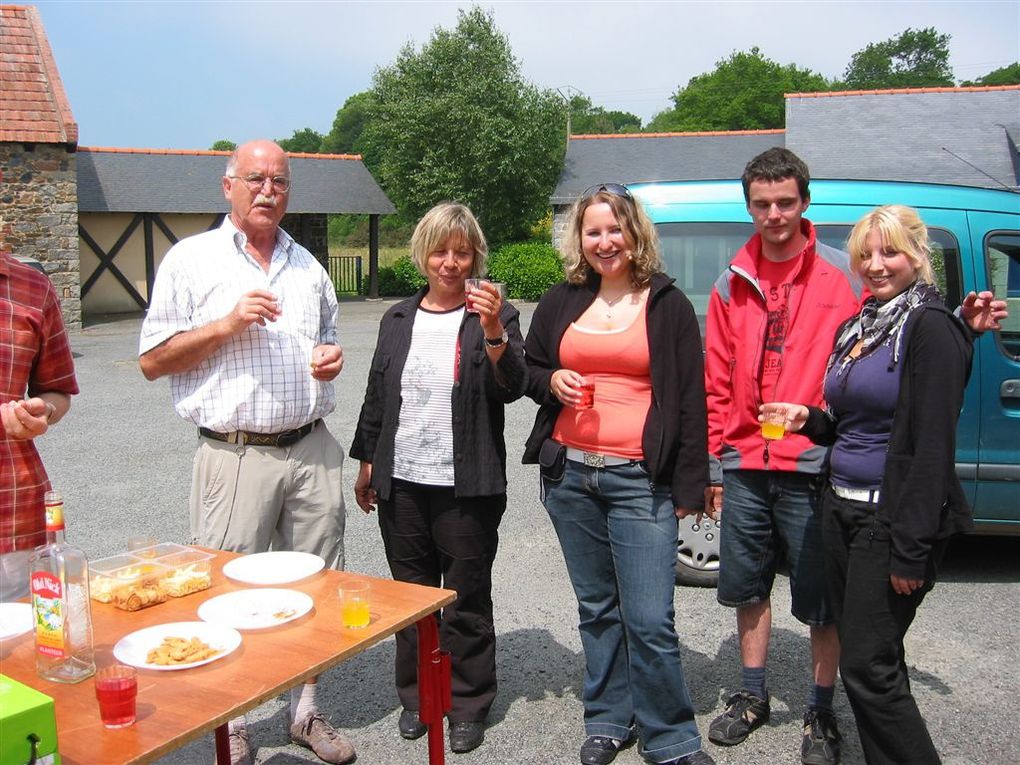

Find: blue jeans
717;469;833;625
541;458;702;763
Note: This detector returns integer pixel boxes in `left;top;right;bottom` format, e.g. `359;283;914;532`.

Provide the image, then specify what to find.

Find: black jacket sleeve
883;308;972;580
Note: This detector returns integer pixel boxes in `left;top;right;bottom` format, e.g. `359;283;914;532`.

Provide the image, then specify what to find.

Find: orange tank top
552;308;651;459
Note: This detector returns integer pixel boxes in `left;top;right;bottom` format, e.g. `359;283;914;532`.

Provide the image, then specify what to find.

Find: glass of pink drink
95;665;137;728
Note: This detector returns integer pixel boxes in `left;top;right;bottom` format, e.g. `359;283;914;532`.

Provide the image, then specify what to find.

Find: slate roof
785;86;1020;190
551;130;784;204
0;4;77;144
76;148;396;215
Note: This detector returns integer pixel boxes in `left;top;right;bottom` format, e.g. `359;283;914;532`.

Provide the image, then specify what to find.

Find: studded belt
564;447;637;469
199;419;320;448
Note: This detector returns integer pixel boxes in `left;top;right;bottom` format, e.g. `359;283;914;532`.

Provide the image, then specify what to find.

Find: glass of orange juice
339;579;371;629
761;405;786;441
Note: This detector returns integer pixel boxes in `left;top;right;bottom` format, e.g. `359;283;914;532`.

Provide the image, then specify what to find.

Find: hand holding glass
465;279;505;313
761;405;787;440
574;377;595;410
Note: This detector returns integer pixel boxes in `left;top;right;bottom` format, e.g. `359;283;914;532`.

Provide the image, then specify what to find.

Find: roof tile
0;4;78;144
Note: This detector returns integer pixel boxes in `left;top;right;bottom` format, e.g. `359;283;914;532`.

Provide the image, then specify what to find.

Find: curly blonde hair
561;188;663;287
846;204;934;285
410;202;488;279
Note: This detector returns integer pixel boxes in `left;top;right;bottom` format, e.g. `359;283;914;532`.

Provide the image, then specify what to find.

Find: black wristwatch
484;330;508;348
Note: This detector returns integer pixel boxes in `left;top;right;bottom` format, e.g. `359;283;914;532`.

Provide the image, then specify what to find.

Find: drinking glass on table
95;665;137;728
339;579;371;628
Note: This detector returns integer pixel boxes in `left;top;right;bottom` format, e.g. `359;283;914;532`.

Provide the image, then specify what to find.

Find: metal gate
329;255;363;295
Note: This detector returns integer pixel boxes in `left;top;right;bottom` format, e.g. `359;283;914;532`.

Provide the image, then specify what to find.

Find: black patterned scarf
829;281;942;376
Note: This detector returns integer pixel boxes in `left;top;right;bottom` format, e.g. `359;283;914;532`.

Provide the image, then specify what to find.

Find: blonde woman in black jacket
350;203;525;754
768;205;981;765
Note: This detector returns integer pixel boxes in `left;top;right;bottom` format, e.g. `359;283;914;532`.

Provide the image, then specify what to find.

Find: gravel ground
37;298;1019;765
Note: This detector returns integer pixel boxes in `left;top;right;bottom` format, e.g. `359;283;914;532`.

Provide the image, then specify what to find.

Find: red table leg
417;614;452;765
214;723;230;764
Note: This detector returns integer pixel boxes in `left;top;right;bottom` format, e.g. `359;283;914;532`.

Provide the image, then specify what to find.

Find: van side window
657;221;753;336
816;225;962;310
986;232;1020;359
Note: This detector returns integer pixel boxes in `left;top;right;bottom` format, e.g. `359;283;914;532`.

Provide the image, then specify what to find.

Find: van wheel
676;514;720;587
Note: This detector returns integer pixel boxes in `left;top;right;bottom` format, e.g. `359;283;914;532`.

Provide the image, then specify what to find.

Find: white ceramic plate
222;551;325;586
113;621;242;671
197;588;313;630
0;602;33;640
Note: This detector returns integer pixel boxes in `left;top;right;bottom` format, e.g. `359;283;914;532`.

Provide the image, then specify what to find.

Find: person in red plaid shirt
0;250;79;601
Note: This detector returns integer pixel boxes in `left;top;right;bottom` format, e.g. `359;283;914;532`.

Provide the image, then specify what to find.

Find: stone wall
551;204;570;251
0;143;80;329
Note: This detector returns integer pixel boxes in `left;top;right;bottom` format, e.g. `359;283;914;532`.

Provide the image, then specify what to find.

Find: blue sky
33;0;1020;151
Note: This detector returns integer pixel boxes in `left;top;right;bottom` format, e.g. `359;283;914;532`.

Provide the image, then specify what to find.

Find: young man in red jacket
704;147;849;765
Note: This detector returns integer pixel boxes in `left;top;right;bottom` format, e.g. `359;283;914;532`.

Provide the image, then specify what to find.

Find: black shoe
663;751;717;765
802;707;841;765
708;690;771;746
448;721;484;753
580;735;627;765
398;708;426;740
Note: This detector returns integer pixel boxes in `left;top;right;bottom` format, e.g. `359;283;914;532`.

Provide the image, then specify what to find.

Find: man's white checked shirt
139;218;339;433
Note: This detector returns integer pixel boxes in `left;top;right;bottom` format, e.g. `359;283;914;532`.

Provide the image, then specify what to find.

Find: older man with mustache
139;140;352;765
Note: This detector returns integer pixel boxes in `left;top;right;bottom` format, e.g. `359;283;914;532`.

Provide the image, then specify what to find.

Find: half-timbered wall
78;212;330;315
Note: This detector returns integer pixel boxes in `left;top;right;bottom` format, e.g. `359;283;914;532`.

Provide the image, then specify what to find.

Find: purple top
823;342;900;490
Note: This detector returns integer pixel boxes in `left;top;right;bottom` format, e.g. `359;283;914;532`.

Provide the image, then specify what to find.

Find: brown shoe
289;713;356;764
225;726;252;765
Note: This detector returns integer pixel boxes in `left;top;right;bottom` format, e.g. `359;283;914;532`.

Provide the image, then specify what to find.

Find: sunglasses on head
580;183;632;201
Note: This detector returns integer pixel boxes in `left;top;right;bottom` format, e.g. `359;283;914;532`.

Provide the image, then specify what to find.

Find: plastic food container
129;542;190;560
157;548;215;597
89;556;171;611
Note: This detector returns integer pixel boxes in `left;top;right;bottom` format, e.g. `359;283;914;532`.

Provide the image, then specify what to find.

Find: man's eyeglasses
228;174;291;193
581;183;632;201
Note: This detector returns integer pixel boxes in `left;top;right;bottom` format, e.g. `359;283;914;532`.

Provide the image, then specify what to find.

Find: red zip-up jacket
705;220;863;482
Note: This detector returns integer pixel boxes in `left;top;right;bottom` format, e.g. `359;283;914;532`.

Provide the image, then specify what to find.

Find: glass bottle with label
29;491;96;683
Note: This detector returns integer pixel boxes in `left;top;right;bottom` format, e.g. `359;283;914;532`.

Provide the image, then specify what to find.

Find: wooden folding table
1;549;455;764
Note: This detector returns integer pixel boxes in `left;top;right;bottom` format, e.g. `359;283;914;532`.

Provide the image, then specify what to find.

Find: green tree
650;47;829;131
361;6;566;243
321;92;375;154
568;94;641;134
841;27;954;89
210;139;236;151
960;62;1020;86
277;128;324;154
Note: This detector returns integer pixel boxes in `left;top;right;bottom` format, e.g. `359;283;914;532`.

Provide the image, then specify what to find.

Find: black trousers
823;488;945;765
377;479;505;722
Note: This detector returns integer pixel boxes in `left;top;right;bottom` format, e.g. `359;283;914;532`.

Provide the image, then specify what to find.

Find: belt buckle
582;451;605;469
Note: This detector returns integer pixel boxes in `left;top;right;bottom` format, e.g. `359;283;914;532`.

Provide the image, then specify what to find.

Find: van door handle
1001;380;1020;399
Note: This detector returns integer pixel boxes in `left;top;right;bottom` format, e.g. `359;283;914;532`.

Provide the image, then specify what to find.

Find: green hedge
363;242;565;300
361;254;426;296
487;242;564;301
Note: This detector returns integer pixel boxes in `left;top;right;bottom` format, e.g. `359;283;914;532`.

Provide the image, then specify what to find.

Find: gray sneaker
801;707;841;765
708;690;771;746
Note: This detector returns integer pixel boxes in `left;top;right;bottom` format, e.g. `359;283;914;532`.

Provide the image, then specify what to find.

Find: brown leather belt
198;419;320;448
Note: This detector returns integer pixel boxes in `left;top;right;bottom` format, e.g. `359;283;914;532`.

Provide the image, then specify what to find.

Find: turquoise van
630;179;1020;586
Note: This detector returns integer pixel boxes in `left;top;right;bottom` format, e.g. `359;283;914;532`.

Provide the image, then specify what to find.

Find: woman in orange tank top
523;184;712;765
